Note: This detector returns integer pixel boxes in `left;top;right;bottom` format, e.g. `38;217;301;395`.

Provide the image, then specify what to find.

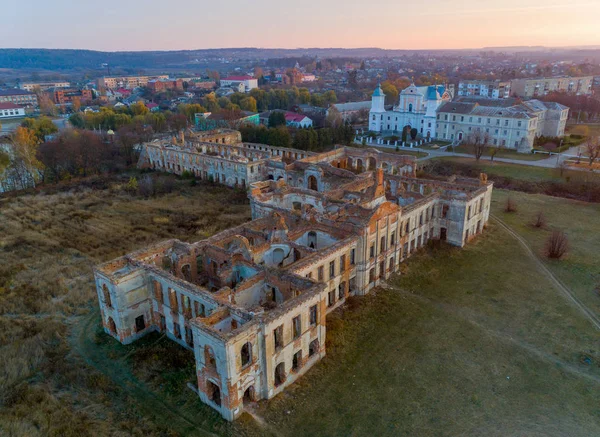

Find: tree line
239;123;354;151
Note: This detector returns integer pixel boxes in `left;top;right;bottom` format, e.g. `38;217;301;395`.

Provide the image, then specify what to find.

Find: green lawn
252;191;600;437
432;156;566;182
451;144;549;161
491;189;600;316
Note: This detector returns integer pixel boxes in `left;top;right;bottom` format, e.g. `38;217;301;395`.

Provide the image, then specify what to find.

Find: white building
369;83;452;139
327;101;371;122
457;80;511;99
0;103;26;119
220;76;258;92
435;98;569;152
18;81;71;92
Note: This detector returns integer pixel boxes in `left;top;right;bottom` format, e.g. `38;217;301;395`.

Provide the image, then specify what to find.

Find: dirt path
491;214;600;331
69;308;219;437
388;286;600;385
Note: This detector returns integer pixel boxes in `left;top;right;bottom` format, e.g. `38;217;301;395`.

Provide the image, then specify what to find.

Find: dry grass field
0;174;252;436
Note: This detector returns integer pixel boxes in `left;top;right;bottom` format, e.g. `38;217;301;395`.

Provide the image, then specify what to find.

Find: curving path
491;214;600;331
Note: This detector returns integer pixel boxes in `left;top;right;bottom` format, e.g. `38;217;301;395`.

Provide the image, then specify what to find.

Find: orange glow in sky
2;0;599;50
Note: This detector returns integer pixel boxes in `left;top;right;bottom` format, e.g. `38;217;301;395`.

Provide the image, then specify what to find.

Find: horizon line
2;44;600;54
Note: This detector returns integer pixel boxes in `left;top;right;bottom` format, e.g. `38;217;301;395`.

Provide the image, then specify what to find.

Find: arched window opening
107;317;116;334
274;362;286;387
102;284;112;308
241;342;252;367
181;264;192;282
307;231;317;249
308;175;318;191
205;345;217;371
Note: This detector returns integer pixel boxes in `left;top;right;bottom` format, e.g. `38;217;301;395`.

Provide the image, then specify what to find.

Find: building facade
52;88;94;105
147;79;184;93
0;90;38;108
436;98;569;152
18;81;71;92
0;103;26;119
510;76;594;98
97;75;170;90
98;132;494;421
457;80;511;99
220;76;258;92
369;83;452;139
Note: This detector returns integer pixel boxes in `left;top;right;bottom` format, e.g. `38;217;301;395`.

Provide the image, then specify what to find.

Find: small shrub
137;175;155;197
180;170;194;180
533;211;546;228
505;197;517;213
125;177;138;193
545;230;569;259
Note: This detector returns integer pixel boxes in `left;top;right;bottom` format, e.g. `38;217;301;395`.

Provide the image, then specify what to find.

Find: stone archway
307;175;318;191
107;317;116;334
356;159;363;172
243;385;255;405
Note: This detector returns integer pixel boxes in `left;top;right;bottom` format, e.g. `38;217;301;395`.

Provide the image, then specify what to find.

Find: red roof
0;102;22;110
222;76;254;81
145;102;159;109
284;112;309;122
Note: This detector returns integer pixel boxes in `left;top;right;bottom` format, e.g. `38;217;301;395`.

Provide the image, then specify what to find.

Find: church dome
372;83;385;97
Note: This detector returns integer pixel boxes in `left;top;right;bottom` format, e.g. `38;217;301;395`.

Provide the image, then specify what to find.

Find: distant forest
2;46;600;72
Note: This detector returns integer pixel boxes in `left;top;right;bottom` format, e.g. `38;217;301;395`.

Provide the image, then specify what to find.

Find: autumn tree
72;97;81;112
381;81;399;106
130;101;150;116
10;126;43;188
325;107;343;128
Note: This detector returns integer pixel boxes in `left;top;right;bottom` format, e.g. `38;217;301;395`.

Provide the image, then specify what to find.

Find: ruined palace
95;130;493;421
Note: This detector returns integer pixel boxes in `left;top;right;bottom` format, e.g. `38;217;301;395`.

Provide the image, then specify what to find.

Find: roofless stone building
95;130;493;420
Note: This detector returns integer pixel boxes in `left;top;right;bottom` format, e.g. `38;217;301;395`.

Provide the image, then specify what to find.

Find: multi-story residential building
436;98;569;152
0;103;26;119
0;89;38;108
96;75;170;90
96;134;493;421
457;80;511;98
220;76;258;92
510;76;594;97
18;81;71;92
147;79;184;93
52;88;94;105
369;82;452;138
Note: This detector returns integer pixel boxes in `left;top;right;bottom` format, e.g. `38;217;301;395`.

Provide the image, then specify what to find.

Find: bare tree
533;211;546;228
469;129;486;161
545;230;569;259
584;137;600;167
505;197;517;213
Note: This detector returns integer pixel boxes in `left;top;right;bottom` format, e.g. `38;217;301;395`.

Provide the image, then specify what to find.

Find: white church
369;83;452;139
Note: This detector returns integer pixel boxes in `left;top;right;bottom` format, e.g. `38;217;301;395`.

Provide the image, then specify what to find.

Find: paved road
369;141;589;170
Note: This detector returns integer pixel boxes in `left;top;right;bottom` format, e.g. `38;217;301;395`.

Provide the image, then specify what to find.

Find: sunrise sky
2;0;599;51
